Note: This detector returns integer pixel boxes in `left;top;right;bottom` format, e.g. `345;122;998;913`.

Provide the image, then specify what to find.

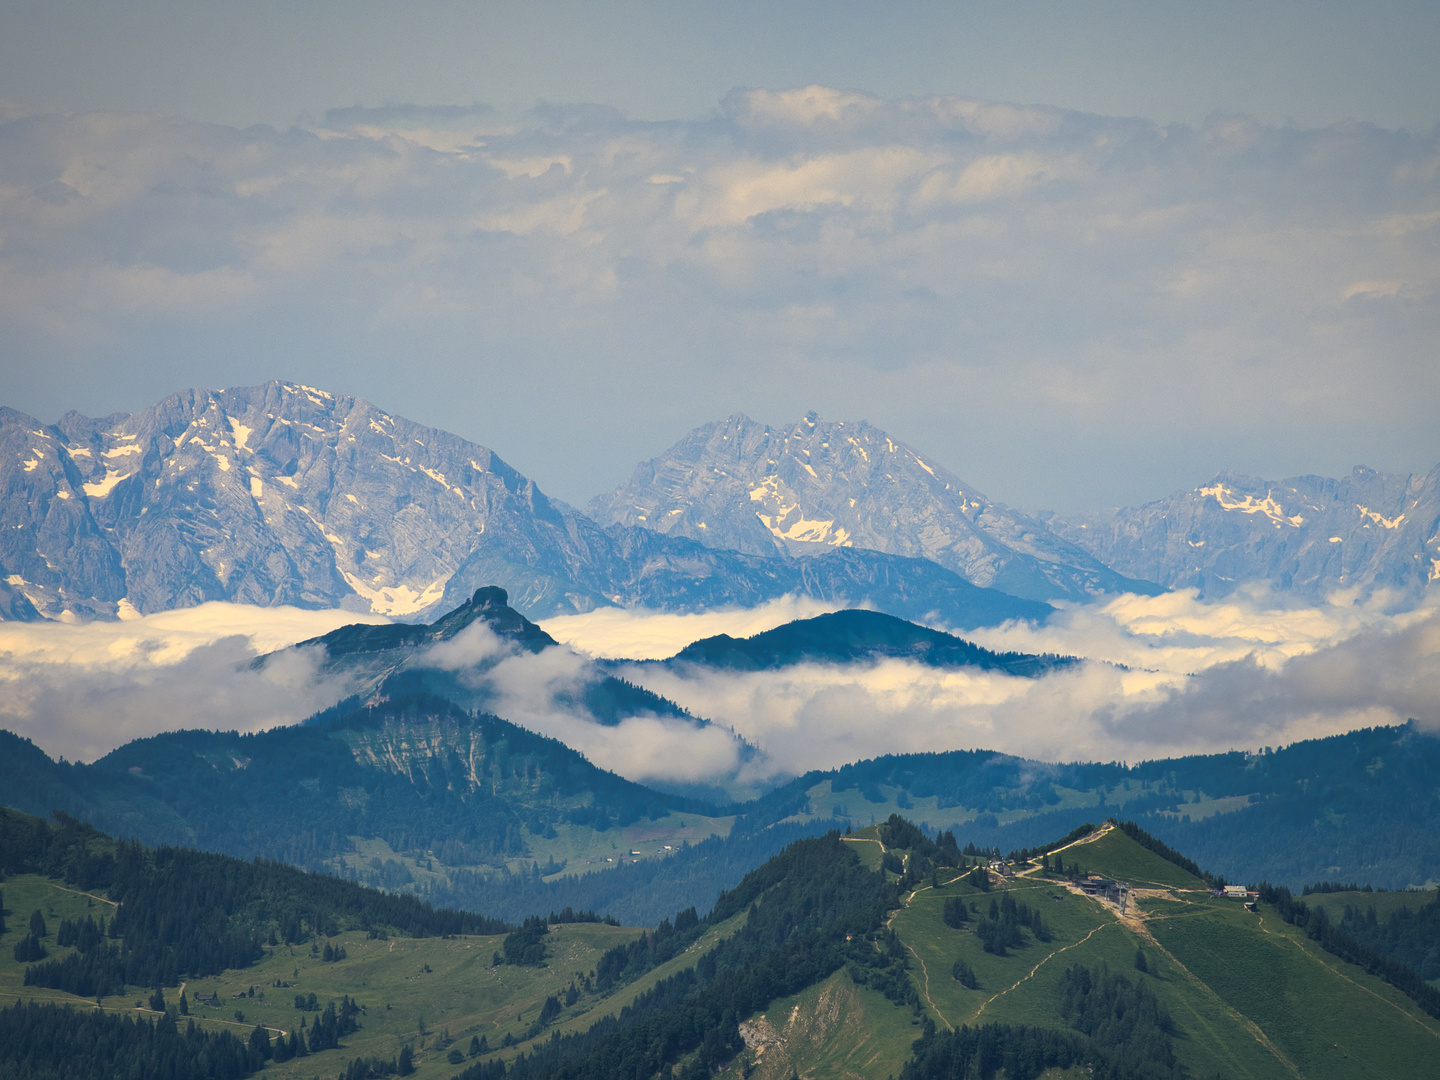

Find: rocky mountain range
0;383;1050;628
1047;465;1440;604
8;384;1433;625
588;412;1158;602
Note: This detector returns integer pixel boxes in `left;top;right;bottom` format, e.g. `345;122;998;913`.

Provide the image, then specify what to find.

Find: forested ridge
0;1000;265;1080
5;716;1440;933
0;807;508;999
455;832;905;1080
1337;890;1440;979
900;961;1181;1080
1255;882;1440;1019
0;692;707;875
663;608;1076;676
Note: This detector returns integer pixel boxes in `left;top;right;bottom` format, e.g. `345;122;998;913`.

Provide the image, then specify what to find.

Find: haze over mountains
5;381;1434;632
1050;466;1440;605
589;412;1153;602
0;383;1050;629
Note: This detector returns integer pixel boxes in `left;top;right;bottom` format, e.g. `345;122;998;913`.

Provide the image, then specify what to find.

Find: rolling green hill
5;809;1440;1079
657;608;1075;676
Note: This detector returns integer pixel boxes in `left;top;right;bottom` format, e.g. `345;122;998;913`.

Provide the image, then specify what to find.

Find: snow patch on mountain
590;413;1155;603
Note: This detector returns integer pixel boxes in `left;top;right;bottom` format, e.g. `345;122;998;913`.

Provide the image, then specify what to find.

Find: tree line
455;832;903;1080
1256;882;1440;1019
0;1000;264;1080
901;961;1181;1080
0;806;509;997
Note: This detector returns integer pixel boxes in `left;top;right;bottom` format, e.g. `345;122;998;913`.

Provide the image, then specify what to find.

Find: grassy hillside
869;822;1440;1080
1057;824;1206;890
0;870;642;1078
6;807;1440;1080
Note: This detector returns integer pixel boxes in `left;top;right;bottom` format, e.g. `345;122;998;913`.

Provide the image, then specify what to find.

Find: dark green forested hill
657;607;1076;675
0;693;705;871
0;806;507;996
5;716;1440;930
759;722;1440;892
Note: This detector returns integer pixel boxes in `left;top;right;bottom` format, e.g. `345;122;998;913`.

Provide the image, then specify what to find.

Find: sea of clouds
2;588;1435;787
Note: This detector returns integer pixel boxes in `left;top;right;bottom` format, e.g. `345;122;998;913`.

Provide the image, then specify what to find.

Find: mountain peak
298;583;557;660
589;414;1155;603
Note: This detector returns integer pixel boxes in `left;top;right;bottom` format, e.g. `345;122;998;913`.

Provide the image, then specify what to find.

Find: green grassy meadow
878;828;1440;1080
6;824;1440;1080
1060;826;1206;890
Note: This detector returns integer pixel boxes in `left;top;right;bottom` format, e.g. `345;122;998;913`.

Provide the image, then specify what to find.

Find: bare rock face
588;413;1155;602
0;382;596;619
1046;467;1440;605
0;384;1053;628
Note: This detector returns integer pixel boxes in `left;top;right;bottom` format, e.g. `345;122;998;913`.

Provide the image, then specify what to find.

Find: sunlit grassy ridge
6;813;1440;1080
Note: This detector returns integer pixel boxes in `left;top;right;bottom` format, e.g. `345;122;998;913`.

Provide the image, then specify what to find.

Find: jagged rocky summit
589;412;1157;602
0;383;1054;628
1047;466;1440;604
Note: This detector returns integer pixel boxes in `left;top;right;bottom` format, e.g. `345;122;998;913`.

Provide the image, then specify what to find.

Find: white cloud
1;92;1436;513
414;620;746;786
539;594;840;659
0;602;385;762
2;590;1435;787
608;589;1440;780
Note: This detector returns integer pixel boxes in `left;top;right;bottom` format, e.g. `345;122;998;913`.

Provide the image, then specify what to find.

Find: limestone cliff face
589;413;1156;602
1047;466;1440;604
0;382;580;619
0;384;1052;628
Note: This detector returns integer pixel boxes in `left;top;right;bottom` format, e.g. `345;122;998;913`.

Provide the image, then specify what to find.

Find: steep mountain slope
0;693;717;880
589;412;1159;602
0;384;1051;628
1047;465;1440;604
276;584;707;731
657;608;1076;677
0;383;578;620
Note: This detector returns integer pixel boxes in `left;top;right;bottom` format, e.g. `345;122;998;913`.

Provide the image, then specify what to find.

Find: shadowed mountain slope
661;608;1077;677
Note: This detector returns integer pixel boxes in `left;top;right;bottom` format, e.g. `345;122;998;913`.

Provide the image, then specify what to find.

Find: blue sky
1;1;1438;511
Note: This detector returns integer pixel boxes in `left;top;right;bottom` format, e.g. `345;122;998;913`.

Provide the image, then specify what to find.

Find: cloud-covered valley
6;588;1433;791
560;588;1440;777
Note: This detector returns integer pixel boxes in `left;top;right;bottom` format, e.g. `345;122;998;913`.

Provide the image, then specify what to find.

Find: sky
1;1;1438;514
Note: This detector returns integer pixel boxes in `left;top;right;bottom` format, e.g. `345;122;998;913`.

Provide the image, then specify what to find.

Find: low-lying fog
2;587;1435;788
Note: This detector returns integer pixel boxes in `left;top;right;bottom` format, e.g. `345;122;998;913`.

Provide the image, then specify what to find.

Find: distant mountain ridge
278;584;709;734
0;384;1054;628
589;412;1159;602
1047;465;1440;604
658;608;1077;677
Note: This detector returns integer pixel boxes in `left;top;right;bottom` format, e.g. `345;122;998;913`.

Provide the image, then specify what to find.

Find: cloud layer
2;589;1435;786
598;588;1440;778
0;603;381;762
1;92;1437;511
